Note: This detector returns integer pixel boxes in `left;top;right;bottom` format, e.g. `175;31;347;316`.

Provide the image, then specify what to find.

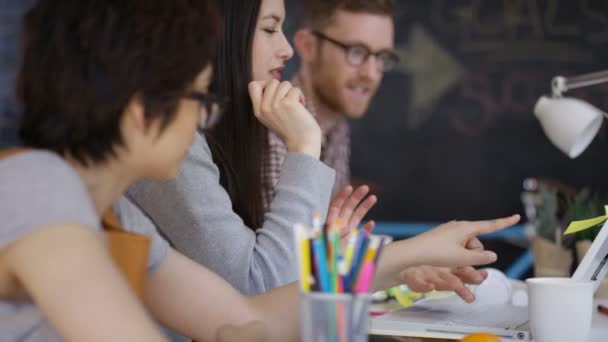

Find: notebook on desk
371;221;608;341
371;293;531;340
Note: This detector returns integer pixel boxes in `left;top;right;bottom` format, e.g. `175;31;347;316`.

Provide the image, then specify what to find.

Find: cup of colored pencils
297;215;386;342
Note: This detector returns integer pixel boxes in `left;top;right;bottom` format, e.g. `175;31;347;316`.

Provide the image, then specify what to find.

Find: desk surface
369;299;608;342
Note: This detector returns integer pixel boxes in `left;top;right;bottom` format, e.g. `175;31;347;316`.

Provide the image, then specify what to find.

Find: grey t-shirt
0;150;169;341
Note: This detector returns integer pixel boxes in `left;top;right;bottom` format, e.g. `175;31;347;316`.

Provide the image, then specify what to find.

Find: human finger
326;207;340;228
338;185;370;220
437;270;474;303
346;195;377;231
361;220;375;234
271;81;293;108
466;237;484;251
400;268;435;293
286;86;304;103
330;186;354;214
452;266;486;284
465;214;520;237
260;79;280;116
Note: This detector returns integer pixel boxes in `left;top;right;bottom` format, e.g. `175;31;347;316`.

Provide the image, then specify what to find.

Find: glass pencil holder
300;292;372;342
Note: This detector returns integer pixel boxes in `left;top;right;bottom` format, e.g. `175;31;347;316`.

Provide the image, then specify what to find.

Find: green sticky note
564;205;608;235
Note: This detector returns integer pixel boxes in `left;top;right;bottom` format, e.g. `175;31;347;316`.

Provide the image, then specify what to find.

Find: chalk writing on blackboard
392;0;608;136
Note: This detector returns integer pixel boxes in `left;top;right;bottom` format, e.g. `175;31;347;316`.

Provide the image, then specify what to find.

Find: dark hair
301;0;395;29
18;0;220;166
206;0;266;229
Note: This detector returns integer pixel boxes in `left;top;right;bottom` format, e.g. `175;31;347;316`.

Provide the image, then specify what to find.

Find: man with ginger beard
262;0;399;209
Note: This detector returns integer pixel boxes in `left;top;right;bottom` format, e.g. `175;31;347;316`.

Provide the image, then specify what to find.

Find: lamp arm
552;70;608;96
565;70;608;90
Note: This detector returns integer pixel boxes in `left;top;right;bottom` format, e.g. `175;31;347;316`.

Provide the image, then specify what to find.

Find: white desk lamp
534;70;608;158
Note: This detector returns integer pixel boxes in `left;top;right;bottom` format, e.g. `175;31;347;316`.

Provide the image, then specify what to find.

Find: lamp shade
534;96;604;158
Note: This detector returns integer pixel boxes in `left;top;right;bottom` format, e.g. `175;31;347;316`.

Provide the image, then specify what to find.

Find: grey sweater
127;132;335;295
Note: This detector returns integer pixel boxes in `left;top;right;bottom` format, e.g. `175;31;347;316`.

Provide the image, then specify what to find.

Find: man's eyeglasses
311;31;400;72
183;92;228;129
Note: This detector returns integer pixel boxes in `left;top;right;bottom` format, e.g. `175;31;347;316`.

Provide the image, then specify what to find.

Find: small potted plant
563;189;608;298
524;179;574;277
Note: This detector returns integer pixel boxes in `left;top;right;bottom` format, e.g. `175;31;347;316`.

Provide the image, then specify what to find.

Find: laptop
370;220;608;341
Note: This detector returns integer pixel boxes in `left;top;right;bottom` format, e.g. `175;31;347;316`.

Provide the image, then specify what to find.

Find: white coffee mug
526;278;594;342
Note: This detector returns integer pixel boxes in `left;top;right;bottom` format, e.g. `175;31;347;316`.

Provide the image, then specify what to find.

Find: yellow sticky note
564;205;608;235
393;288;414;307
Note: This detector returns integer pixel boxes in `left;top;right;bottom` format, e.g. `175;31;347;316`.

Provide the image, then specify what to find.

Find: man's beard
312;76;346;114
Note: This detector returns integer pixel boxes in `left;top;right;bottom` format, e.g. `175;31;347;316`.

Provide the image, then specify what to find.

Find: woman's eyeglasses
311;31;400;72
184;92;228;129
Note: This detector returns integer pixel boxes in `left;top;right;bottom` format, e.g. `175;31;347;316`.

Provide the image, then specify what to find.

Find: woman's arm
127;132;335;295
4;224;166;342
145;248;300;342
147;215;520;340
372;215;521;290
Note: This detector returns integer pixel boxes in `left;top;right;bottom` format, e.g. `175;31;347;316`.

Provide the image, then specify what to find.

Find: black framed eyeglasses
311;31;399;72
183;92;228;129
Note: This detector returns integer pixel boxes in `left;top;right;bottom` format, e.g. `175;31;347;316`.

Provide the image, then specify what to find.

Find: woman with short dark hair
2;1;222;340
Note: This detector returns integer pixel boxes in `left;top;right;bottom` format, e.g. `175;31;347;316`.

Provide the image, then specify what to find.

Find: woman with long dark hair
127;0;501;301
127;0;372;295
206;0;323;229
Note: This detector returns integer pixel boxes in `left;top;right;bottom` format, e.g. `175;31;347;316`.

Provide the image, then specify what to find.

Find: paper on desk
564;205;608;235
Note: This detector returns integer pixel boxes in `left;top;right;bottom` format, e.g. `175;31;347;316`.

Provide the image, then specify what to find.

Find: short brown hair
301;0;395;29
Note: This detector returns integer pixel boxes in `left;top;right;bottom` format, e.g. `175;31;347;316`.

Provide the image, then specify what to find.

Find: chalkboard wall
2;0;608;223
0;1;36;148
285;0;608;222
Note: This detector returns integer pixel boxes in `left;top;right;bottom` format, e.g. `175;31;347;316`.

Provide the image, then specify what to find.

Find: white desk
369;299;608;341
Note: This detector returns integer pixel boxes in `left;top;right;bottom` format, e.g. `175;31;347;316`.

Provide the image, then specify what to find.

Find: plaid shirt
262;75;351;211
